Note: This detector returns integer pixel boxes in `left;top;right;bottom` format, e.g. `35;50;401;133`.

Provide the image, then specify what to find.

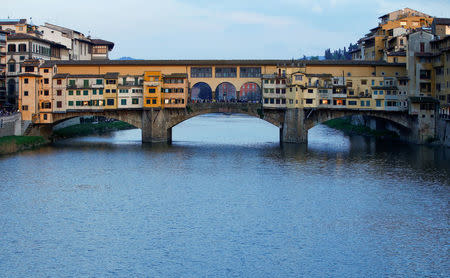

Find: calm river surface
1;114;449;277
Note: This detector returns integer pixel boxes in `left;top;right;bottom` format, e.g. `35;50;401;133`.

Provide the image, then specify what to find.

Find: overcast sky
3;0;450;59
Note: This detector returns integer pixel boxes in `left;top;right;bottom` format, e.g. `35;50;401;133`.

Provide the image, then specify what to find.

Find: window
376;100;382;107
295;75;303;81
152;99;157;104
191;67;212;78
43;114;47;120
84;80;89;87
107;99;114;106
106;80;116;84
240;67;261;78
146;99;151;105
105;89;110;93
96;79;103;85
44;79;49;84
420;42;425;53
361;80;367;85
111;89;116;93
92;89;97;95
24;78;28;84
57;79;62;85
24;91;28;96
99;89;103;95
83;90;89;96
57;90;62;96
22;105;28;111
215;67;237;78
57;101;62;108
68;90;73;95
44;69;49;73
132;98;139;104
361;101;365;106
44;90;49;96
76;90;81;95
366;100;370;106
8;63;15;72
121;99;127;105
69;80;75;86
305;99;313;104
379;90;384;95
148;88;156;93
348;101;357;105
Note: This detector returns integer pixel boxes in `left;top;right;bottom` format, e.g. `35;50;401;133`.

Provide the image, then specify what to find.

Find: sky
3;0;450;59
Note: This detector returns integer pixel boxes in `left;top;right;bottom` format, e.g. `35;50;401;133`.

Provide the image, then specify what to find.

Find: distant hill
117;57;136;60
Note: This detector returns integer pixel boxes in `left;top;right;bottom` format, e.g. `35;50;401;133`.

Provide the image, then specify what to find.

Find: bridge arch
304;109;413;137
239;82;261;102
191;82;212;101
215;82;237;101
49;110;143;130
166;103;283;129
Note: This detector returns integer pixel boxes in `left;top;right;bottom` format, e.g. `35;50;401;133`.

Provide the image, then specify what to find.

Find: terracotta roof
91;39;114;50
163;73;188;78
18;73;41;77
105;72;119;79
67;74;105;78
53;73;69;79
40;59;406;68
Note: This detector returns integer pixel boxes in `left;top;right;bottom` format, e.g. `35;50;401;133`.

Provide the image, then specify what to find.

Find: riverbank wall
0;113;22;137
437;118;450;147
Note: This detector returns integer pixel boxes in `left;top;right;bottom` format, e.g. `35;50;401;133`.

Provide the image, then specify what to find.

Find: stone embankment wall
437;119;450;147
0;113;22;137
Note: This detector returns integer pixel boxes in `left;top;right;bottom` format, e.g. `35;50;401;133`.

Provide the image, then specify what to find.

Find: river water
0;114;449;277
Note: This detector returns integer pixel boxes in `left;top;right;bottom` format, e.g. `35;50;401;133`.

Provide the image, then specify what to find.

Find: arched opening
7;79;16;96
239;82;261;102
215;82;236;102
191;82;212;102
307;114;411;149
51;116;140;141
172;113;279;145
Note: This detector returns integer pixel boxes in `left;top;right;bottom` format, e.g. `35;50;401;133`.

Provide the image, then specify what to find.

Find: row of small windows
191;67;262;78
68;99;116;106
147;88;185;93
264;98;287;105
264;88;286;94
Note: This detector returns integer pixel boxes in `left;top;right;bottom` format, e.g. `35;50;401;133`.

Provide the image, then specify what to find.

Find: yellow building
143;71;162;108
104;72;119;109
161;73;188;108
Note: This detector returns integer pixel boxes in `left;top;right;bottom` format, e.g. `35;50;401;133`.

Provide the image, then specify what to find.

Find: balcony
384;94;399;100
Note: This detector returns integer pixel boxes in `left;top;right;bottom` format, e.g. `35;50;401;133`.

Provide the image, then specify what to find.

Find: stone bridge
25;103;429;144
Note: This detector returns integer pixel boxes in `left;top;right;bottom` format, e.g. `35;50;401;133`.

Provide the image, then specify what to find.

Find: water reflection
0;114;448;277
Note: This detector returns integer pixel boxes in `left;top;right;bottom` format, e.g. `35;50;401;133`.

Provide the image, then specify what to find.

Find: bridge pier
281;108;308;144
142;109;172;143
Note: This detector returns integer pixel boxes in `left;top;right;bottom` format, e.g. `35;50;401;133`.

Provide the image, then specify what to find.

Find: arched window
7;59;16;73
